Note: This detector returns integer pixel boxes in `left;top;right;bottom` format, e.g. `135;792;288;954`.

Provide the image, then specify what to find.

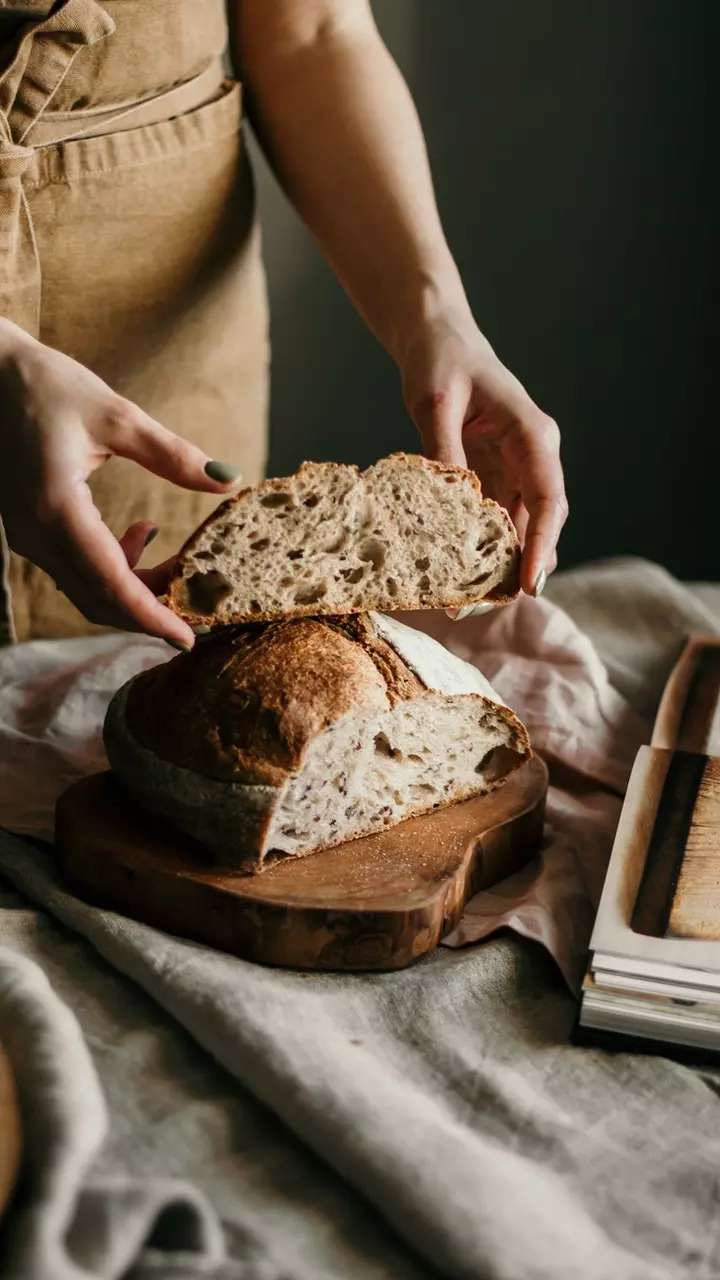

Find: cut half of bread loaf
104;613;531;873
167;453;520;628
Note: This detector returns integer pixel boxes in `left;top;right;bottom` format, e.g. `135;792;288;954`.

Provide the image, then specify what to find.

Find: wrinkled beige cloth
0;944;226;1280
2;559;720;1280
2;555;715;990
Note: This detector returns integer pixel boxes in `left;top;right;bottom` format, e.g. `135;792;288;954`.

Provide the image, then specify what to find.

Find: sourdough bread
167;453;520;628
104;614;531;872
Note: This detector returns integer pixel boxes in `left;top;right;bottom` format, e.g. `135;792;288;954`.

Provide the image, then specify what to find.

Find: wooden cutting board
55;757;547;971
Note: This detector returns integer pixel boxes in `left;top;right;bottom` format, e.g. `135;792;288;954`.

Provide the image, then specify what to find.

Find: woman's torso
0;0;269;642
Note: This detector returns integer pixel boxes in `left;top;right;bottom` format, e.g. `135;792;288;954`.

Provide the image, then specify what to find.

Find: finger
119;521;158;571
135;553;177;597
49;487;194;645
447;496;524;622
478;471;515;511
522;493;568;595
509;498;529;548
412;381;469;469
137;562;213;636
447;602;495;622
516;418;568;595
104;400;243;494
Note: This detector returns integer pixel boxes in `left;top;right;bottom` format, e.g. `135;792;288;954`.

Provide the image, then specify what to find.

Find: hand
400;309;568;600
0;319;241;647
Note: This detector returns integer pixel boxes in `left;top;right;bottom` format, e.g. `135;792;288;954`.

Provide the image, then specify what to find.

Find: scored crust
104;614;531;872
121;617;426;788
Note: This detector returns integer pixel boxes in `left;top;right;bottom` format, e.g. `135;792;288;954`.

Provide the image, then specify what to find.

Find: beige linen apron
0;0;269;642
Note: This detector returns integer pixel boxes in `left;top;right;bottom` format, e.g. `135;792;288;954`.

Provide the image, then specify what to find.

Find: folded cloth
2;559;720;1280
0;945;226;1280
0;632;165;842
3;829;720;1280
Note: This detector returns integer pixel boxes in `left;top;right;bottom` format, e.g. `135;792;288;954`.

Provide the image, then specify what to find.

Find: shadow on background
254;0;716;578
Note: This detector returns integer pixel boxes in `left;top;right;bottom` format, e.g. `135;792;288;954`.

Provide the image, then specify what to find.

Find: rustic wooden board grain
631;635;720;940
667;756;720;939
631;750;707;936
55;758;547;971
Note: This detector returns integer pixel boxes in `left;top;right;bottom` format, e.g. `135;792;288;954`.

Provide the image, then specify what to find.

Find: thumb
105;399;242;493
411;382;468;470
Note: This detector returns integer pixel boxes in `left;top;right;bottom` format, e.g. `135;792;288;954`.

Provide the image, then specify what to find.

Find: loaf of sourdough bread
104;613;531;872
167;453;520;628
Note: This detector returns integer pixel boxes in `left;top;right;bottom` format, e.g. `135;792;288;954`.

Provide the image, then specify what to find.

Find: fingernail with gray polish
191;624;212;635
164;637;193;653
204;460;242;485
143;526;159;548
533;568;547;598
453;602;495;621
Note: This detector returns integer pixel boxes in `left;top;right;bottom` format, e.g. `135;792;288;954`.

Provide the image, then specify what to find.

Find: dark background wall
252;1;717;579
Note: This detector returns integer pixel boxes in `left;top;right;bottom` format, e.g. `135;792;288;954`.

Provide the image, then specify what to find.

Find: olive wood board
55;757;547;972
0;1042;21;1222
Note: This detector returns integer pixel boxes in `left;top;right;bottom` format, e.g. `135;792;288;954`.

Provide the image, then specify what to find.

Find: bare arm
236;0;567;595
236;0;467;361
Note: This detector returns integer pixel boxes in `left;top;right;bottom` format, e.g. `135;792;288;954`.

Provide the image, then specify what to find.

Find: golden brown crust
123;616;428;788
125;619;395;787
107;655;531;874
166;454;520;626
327;615;428;706
110;611;532;871
122;614;530;795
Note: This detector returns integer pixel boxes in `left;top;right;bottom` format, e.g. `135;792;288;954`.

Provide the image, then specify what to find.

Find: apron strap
26;57;227;147
0;0;115;144
0;0;115;331
1;1;115;646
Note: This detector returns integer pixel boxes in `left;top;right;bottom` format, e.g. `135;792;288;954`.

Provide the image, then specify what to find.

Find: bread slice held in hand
104;612;531;873
167;453;520;628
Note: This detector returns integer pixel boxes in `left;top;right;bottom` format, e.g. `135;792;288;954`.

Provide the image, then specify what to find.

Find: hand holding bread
399;312;567;596
0;318;241;647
